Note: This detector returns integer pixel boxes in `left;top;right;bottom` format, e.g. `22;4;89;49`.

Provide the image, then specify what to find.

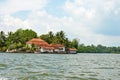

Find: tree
48;31;54;43
48;31;54;38
54;31;66;44
20;29;37;44
59;31;65;39
7;29;37;44
40;31;67;45
71;38;79;49
0;31;6;43
40;34;50;43
6;31;14;46
5;29;37;51
0;31;6;47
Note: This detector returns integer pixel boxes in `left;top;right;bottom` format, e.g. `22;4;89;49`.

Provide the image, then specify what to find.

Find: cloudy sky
0;0;120;46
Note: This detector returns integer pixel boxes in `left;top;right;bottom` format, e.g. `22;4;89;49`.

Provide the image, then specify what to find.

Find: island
6;38;77;54
0;29;78;54
0;29;120;53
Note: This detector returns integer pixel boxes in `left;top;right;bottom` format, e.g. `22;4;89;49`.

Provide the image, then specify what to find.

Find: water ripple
0;53;120;80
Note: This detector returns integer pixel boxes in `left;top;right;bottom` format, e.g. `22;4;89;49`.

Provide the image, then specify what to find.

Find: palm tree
72;38;79;49
48;31;54;44
59;30;65;39
0;31;6;47
59;31;66;44
7;31;13;39
7;31;13;44
0;31;6;43
55;31;66;44
48;31;54;38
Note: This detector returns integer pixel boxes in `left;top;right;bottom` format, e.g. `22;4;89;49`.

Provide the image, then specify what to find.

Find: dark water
0;53;120;80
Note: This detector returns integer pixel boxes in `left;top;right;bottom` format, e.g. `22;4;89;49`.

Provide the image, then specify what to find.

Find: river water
0;53;120;80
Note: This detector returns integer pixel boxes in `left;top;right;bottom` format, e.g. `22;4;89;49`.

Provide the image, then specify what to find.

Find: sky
0;0;120;46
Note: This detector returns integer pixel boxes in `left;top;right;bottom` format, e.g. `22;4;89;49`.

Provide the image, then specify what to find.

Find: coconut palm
0;31;6;43
48;31;54;38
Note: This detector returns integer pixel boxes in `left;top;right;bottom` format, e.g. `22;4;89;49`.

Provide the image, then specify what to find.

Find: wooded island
0;29;120;53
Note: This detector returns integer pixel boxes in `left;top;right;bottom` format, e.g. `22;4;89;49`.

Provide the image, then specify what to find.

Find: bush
1;47;7;52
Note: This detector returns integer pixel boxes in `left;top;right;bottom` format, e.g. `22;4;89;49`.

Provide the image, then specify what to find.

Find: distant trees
77;44;120;53
71;39;79;49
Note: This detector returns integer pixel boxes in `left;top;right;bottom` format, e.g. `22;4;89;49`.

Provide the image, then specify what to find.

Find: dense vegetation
0;29;37;52
0;29;120;53
78;44;120;53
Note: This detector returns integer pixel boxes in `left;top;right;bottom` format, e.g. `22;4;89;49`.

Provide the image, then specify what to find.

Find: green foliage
8;43;17;50
78;44;120;53
6;29;37;46
40;34;50;44
0;31;6;47
0;29;37;52
71;38;79;49
13;29;37;44
0;46;7;52
40;30;66;44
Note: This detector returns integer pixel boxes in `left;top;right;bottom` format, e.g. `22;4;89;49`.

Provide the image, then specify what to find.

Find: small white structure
50;44;65;53
26;38;66;53
40;46;54;53
69;48;77;54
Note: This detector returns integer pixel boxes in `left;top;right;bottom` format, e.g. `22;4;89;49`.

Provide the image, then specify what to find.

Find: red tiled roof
27;38;65;50
42;46;54;50
69;48;77;51
27;38;44;42
50;44;64;49
50;44;64;47
27;38;49;46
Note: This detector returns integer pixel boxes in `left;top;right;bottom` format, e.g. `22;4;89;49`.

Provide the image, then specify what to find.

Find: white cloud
64;0;99;29
0;0;47;14
63;0;120;46
0;15;30;32
0;0;120;46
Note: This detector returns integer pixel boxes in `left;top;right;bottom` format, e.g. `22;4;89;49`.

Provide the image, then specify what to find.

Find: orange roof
50;44;64;49
69;48;77;51
27;38;49;46
27;38;44;42
50;44;64;47
27;38;65;50
42;46;54;50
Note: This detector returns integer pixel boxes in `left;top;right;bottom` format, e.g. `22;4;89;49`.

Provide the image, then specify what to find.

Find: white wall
70;51;76;54
40;48;53;53
59;47;65;51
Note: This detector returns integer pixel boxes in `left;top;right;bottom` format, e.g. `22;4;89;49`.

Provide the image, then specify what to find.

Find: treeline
78;44;120;53
0;28;120;53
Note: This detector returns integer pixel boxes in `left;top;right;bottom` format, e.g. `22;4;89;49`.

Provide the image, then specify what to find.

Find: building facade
26;38;66;53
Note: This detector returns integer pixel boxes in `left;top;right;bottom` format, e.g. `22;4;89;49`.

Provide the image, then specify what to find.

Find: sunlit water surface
0;53;120;80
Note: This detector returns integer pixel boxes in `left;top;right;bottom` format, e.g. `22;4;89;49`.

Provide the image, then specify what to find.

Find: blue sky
12;10;30;20
45;0;67;17
0;0;120;46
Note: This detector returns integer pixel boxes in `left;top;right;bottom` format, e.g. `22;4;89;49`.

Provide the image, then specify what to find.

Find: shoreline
0;52;119;54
